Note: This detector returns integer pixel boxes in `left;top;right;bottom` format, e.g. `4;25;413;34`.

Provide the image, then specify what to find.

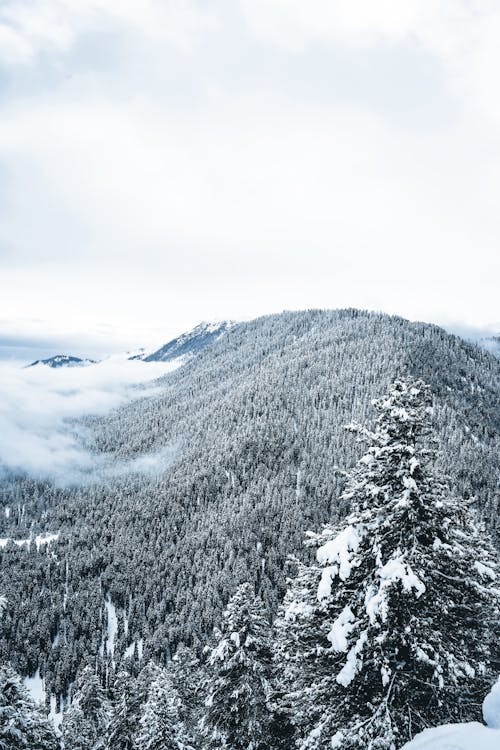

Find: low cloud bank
0;356;180;484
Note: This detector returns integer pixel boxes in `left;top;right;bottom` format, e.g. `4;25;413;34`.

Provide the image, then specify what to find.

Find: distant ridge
26;354;97;368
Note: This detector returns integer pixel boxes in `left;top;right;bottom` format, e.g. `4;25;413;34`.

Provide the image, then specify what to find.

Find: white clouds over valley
0;356;178;482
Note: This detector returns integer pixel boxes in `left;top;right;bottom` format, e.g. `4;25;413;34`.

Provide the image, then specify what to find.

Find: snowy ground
402;677;500;749
401;722;499;749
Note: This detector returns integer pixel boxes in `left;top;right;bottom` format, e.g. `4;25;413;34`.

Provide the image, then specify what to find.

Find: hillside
0;309;498;705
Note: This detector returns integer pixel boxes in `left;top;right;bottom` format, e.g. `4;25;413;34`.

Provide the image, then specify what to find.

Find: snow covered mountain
26;354;97;368
133;320;236;363
1;309;498;747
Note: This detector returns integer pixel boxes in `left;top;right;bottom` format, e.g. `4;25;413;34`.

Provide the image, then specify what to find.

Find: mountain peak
26;354;97;369
138;320;237;363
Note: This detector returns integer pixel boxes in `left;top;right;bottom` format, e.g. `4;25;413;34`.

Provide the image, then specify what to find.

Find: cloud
239;1;500;122
0;356;180;484
0;0;211;65
0;1;498;341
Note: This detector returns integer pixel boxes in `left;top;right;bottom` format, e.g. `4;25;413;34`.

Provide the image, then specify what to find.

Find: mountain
26;354;97;368
1;309;499;706
133;320;236;363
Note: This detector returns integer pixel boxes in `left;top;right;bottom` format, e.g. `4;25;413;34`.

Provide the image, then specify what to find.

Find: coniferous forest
0;310;499;748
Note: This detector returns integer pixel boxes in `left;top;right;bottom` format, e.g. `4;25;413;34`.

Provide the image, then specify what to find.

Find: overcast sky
0;0;499;359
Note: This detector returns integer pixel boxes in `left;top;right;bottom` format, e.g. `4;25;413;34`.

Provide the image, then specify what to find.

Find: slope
0;309;498;705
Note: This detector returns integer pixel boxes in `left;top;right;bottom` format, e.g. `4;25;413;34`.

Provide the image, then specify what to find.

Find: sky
0;0;499;360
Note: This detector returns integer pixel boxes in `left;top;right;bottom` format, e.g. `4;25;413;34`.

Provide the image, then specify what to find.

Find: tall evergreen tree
169;644;207;746
135;666;191;750
62;664;110;750
0;665;59;750
202;582;272;750
105;670;139;750
0;596;58;750
275;378;499;749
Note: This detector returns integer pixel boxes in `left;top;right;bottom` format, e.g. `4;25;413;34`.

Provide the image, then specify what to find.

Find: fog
0;356;180;484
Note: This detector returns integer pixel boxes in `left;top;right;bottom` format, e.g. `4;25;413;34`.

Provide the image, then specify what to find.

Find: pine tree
169;644;207;746
202;582;272;750
0;665;59;750
105;670;139;750
275;378;499;749
62;664;109;750
135;666;191;750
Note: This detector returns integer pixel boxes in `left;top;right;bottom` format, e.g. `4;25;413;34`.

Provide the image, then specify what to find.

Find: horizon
0;307;499;363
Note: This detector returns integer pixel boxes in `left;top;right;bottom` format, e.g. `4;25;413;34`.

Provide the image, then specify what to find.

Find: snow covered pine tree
203;582;272;750
62;664;110;750
0;595;58;750
105;670;139;750
135;664;191;750
276;378;499;749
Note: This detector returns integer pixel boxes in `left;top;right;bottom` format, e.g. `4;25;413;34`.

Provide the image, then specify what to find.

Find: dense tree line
0;310;498;713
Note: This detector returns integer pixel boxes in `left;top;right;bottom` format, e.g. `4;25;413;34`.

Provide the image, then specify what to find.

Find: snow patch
104;594;118;665
379;556;425;597
327;606;356;653
474;561;495;580
49;694;64;733
0;533;59;550
400;722;500;749
124;642;135;659
24;668;45;705
284;599;314;620
336;630;367;687
316;525;363;595
483;676;500;729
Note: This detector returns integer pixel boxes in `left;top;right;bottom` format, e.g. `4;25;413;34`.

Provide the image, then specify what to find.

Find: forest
0;310;499;748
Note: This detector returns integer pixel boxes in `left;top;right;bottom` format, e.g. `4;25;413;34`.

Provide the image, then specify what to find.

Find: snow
336;631;367;687
23;670;66;733
0;532;59;550
474;561;496;580
24;668;45;705
317;566;337;601
330;731;344;748
124;642;135;659
380;665;391;686
483;676;500;728
327;606;356;652
49;694;64;733
316;525;363;595
363;556;425;625
284;599;314;620
379;555;425;597
34;533;60;551
400;723;500;749
4;506;10;518
296;468;301;498
104;594;118;664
